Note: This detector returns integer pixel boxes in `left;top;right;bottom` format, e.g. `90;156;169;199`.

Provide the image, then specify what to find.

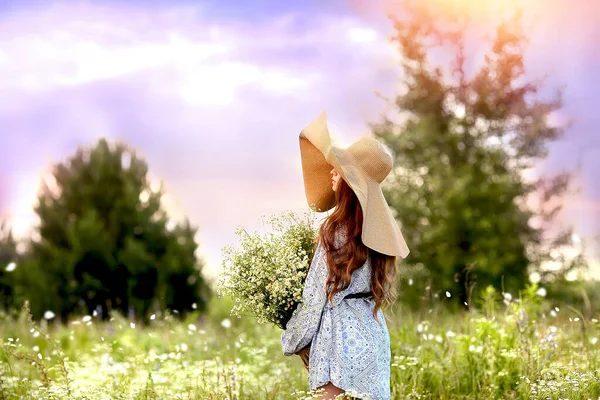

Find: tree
26;138;211;321
0;221;18;311
373;2;585;308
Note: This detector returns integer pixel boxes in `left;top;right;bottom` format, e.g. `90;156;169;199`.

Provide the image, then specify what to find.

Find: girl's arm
281;241;329;356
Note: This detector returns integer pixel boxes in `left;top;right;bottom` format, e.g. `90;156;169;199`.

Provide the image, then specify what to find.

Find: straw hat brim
299;111;410;258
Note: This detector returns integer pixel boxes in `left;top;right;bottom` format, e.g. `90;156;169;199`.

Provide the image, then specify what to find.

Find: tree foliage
0;221;18;311
373;3;585;307
24;138;211;321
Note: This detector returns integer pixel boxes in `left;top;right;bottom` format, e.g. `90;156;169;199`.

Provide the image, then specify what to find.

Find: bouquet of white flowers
216;210;319;330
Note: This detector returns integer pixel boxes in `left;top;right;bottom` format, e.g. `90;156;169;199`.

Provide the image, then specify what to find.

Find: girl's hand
296;345;310;371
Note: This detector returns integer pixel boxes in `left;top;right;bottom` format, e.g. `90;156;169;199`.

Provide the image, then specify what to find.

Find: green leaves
22;138;210;322
375;3;577;308
0;222;18;312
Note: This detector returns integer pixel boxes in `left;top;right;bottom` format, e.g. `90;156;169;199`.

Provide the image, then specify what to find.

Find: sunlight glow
384;0;527;28
347;27;378;43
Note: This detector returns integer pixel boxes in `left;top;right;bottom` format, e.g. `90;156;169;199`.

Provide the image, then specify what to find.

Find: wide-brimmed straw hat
298;110;410;258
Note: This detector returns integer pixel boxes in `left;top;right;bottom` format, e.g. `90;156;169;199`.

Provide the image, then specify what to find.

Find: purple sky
0;0;598;282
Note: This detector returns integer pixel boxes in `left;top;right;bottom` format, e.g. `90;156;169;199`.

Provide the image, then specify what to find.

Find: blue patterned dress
281;229;391;399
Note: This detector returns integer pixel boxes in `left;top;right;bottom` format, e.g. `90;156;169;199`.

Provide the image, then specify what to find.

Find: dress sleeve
281;241;329;356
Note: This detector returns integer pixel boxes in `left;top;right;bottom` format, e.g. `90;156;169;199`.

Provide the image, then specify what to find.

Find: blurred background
1;1;600;398
0;0;598;318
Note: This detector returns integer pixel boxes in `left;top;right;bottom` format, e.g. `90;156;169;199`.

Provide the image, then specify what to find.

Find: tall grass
0;283;599;399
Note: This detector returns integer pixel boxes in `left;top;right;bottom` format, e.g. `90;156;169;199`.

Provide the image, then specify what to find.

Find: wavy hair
313;176;399;323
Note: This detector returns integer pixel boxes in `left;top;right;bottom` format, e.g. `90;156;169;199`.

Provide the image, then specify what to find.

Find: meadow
1;283;599;399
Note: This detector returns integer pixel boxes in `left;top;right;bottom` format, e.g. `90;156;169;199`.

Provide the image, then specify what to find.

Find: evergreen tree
26;138;211;321
0;221;17;311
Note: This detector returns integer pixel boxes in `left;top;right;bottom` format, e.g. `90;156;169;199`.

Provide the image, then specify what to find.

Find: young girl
281;111;410;400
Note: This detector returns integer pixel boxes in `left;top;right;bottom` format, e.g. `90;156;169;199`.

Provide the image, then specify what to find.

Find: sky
0;0;598;283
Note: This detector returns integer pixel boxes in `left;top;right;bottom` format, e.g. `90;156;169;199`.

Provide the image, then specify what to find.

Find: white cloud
347;27;378;43
0;2;400;282
3;0;595;282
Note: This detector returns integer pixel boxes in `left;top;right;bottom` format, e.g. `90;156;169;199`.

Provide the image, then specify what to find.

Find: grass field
1;284;599;399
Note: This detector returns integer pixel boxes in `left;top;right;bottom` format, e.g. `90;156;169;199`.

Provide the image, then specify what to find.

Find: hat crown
347;137;393;184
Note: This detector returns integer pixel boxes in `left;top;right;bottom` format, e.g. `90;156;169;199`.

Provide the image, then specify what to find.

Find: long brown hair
314;176;399;323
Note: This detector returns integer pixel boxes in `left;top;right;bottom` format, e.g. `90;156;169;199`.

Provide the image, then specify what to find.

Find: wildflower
5;262;16;272
590;337;598;345
43;311;55;320
536;287;547;297
221;318;232;329
540;327;558;351
500;349;517;359
445;291;451;298
469;345;483;353
517;308;529;329
188;324;197;331
408;279;413;286
83;315;92;323
218;210;319;328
